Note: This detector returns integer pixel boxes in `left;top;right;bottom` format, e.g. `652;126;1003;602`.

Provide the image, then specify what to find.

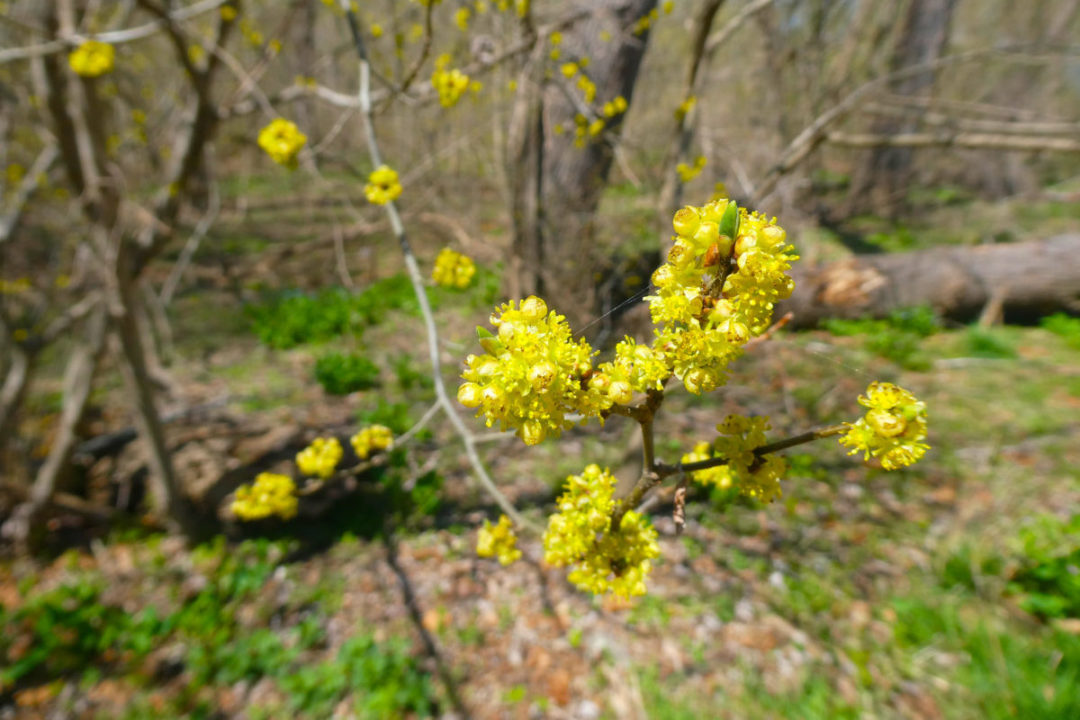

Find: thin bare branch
0;0;231;65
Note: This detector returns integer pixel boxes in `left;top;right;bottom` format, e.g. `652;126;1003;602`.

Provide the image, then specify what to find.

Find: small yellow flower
675;95;696;121
676;155;706;183
432;247;477;289
364;164;402;205
68;40;115;78
370;22;383;38
432;67;471;107
232;472;298;520
543;465;660;598
296;437;343;479
257;118;306;168
461;297;603;445
477;515;522;565
840;382;929;470
454;7;470;30
220;5;238;21
351;425;394;459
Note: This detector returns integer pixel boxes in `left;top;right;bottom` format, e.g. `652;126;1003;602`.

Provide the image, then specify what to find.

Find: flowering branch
338;1;534;532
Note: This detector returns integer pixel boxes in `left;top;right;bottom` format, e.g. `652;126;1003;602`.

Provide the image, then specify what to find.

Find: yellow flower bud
761;225;786;248
458;382;483;407
520;295;547;321
521;419;545;445
734;233;757;256
651;265;674;288
672;207;700;237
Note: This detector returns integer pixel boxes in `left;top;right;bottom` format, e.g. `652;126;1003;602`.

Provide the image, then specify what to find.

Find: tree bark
2;305;107;550
777;235;1080;328
845;0;959;216
507;0;658;329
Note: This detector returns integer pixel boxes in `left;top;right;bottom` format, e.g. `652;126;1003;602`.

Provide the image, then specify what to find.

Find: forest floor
3;176;1080;719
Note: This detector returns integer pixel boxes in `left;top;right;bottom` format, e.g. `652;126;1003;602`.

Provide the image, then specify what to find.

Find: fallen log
777;234;1080;327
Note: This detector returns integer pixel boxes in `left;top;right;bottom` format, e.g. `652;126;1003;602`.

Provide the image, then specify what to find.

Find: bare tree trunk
114;252;208;541
778;234;1080;327
2;306;106;550
845;0;959;216
507;0;658;329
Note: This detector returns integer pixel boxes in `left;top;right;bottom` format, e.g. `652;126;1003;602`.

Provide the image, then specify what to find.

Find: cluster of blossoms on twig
543;465;660;598
232;473;298;521
431;54;476;108
230;426;394;522
257;118;307;168
460;197;929;599
431;248;476;289
684;415;787;503
351;424;394;459
476;515;522;566
364;165;403;206
840;382;929;470
296;437;343;480
68;40;115;78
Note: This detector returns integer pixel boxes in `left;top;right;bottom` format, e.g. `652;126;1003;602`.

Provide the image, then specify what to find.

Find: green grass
892;594;1080;719
823;305;940;369
3;538;437;718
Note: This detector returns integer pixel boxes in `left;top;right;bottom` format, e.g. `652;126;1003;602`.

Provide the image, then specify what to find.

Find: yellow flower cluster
543;465;660;598
676;155;707;183
431;247;476;289
576;74;597;104
708;415;786;503
458;297;602;445
601;95;628;118
364;164;402;205
432;55;471;107
632;7;660;35
648;199;797;393
351;424;394;459
570;113;606;147
454;7;470;30
68;40;115;78
258;118;307;168
296;437;343;479
476;515;522;566
840;382;929;470
232;472;298;521
595;337;671;402
675;95;696;121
